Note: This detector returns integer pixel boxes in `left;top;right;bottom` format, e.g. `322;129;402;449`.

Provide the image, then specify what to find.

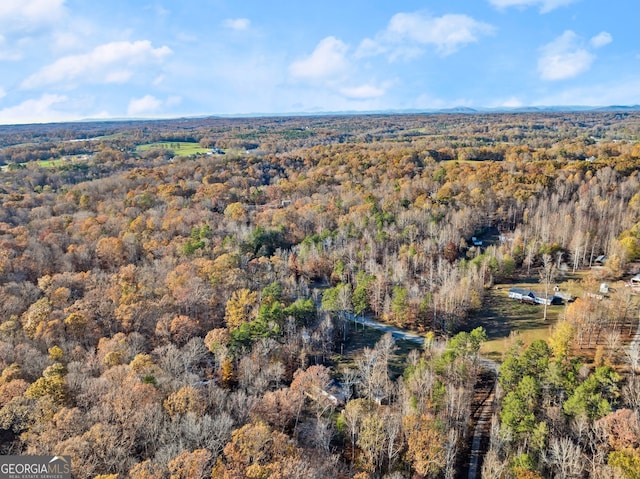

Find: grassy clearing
471;268;640;364
37;159;64;168
333;321;421;378
66;133;122;142
37;154;92;169
136;141;210;156
471;279;567;362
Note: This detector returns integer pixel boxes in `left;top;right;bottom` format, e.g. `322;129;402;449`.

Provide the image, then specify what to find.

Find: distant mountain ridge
341;104;640;115
436;105;640;114
84;105;640;122
209;104;640;119
2;105;639;128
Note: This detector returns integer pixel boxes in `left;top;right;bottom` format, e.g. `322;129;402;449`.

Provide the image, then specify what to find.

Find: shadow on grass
470;286;564;359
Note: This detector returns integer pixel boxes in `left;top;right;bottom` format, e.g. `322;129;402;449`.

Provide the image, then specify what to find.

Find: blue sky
0;0;638;124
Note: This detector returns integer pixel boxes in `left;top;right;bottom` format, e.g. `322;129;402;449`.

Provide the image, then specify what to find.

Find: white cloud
0;93;70;124
223;18;251;31
51;18;94;51
289;36;351;82
339;84;387;99
590;31;612;48
538;30;594;81
0;0;66;31
53;31;80;50
21;40;172;89
498;96;524;108
0;1;75;63
357;12;494;59
287;12;492;104
502;99;522;108
104;71;133;83
356;38;384;58
488;0;576;13
127;94;182;116
288;38;393;104
127;95;162;116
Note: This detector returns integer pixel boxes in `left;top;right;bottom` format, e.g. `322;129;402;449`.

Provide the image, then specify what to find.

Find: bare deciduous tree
543;436;584;479
539;253;557;321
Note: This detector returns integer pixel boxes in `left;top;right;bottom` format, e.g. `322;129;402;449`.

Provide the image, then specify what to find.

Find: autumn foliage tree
224;289;258;330
0;111;638;477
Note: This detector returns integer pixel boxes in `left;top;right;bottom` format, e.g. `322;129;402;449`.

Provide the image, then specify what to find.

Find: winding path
341;311;501;479
344;312;426;345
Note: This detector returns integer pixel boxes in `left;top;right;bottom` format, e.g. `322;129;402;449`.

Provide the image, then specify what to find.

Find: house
508;287;562;305
509;288;536;303
594;255;607;265
306;380;346;407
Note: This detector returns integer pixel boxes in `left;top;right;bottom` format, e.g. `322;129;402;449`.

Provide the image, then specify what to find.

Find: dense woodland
0;111;640;478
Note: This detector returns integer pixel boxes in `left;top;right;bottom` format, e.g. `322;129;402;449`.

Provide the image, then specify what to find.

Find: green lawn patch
37;159;64;168
37;154;92;169
471;282;565;362
136;141;210;156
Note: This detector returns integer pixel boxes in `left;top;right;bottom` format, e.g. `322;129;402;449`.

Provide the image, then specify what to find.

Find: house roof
509;287;535;296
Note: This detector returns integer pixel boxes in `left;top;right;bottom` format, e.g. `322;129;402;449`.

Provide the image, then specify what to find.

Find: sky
0;0;638;124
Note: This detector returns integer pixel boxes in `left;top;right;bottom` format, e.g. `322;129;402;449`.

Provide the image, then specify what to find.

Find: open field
37;159;62;168
136;141;211;155
37;154;93;168
470;276;571;361
0;155;91;170
472;286;563;361
471;271;640;362
67;133;122;142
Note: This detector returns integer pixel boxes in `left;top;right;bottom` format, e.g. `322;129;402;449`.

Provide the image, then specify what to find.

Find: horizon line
0;104;639;128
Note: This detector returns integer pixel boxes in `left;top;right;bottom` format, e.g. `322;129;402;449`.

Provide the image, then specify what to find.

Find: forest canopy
0;111;639;478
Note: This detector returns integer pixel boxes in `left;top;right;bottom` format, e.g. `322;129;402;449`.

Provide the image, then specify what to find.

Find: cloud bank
538;30;594;80
21;40;172;89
